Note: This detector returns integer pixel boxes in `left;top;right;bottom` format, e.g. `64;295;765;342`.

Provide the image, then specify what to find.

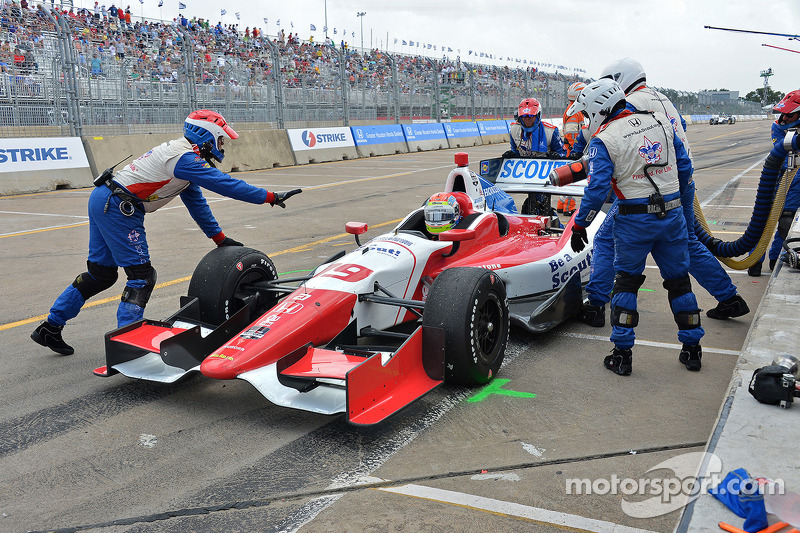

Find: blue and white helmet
183;109;238;162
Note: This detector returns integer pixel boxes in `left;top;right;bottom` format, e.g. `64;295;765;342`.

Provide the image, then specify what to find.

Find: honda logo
629;118;642;127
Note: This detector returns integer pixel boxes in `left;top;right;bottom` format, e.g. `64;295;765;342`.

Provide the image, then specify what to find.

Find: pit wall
0;116;771;195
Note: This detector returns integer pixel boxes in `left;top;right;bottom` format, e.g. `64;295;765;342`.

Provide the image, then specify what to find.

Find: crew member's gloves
211;232;243;247
501;150;517;159
268;188;303;208
218;237;243;247
568;151;583;160
571;226;588;253
545;151;561;159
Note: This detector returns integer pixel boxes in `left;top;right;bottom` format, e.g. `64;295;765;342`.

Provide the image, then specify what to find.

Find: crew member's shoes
604;347;632;376
578;303;606;327
679;344;702;371
31;321;74;355
706;294;750;320
747;263;762;277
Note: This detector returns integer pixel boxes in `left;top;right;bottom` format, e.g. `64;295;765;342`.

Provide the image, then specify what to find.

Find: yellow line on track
0;217;402;332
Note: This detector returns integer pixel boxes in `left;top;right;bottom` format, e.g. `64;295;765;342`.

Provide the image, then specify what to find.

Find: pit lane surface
0;121;774;532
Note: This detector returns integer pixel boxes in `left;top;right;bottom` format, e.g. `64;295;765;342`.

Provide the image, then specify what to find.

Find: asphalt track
0;121;776;532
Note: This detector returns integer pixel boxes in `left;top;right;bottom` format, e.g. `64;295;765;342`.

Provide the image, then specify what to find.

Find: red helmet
773;90;800;115
517;98;541;118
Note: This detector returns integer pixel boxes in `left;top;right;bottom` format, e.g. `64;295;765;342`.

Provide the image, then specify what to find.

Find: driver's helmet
183;109;238;162
517;98;541;133
773;90;800;130
424;192;462;234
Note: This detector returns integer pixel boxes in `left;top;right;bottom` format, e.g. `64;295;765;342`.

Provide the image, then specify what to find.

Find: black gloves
571;227;588;253
270;188;303;208
545;151;561;159
217;236;243;247
501;150;517;159
568;151;583;160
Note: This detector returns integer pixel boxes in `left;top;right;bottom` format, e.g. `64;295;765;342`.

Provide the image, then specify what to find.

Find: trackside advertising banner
287;127;355;151
443;122;480;139
0;137;90;173
350;125;405;146
476;120;510;136
402;123;446;142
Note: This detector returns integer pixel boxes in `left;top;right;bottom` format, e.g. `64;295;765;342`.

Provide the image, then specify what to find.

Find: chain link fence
0;5;765;139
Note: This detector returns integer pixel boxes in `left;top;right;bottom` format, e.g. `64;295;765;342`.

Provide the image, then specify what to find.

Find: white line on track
378;484;658;533
699;158;765;208
556;332;741;356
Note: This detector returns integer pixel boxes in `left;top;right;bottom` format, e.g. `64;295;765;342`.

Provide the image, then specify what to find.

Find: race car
709;113;736;125
94;153;601;425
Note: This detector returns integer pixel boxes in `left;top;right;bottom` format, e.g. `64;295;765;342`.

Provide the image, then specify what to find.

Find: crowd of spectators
0;0;585;103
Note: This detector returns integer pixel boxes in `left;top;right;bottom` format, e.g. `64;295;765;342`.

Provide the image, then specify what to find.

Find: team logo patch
638;135;663;164
301;130;317;147
628;118;641;127
127;230;141;242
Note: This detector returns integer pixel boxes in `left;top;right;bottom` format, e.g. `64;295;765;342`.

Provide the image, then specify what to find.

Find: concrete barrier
443;122;482;148
0;137;94;195
82;129;296;178
287;127;358;165
350;124;409;157
402;123;448;152
476;120;510;145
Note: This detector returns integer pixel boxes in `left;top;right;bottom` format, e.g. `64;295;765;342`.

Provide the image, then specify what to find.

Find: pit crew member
577;58;748;328
32;110;302;356
568;79;705;375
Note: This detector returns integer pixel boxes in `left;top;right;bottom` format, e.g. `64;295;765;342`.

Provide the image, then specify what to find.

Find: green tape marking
467;378;536;403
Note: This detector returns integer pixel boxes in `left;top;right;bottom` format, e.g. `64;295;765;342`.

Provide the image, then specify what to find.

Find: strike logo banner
0;137;90;173
287;127;355;151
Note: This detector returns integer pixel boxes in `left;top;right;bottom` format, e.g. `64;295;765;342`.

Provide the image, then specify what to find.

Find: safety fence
0;5;766;139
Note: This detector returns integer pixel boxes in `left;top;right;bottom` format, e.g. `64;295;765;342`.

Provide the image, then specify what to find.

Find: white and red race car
94;153;601;425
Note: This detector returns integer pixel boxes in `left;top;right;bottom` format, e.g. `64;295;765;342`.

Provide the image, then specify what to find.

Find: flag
178;2;186;9
323;25;327;32
276;19;280;25
139;0;143;4
235;12;240;20
333;28;337;34
409;40;413;46
393;38;397;44
310;24;316;31
351;32;354;38
402;40;407;45
220;9;226;15
158;0;163;6
448;47;452;52
291;21;294;28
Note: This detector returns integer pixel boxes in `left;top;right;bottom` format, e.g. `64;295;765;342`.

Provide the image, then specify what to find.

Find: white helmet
567;82;586;102
566;79;625;136
599;57;646;94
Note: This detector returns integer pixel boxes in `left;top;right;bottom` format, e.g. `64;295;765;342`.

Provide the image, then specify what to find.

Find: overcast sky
108;0;798;97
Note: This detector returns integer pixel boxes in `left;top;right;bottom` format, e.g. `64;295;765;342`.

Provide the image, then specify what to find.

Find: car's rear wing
479;157;587;197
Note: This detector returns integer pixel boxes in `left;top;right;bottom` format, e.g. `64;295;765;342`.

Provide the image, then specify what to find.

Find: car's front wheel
188;246;279;325
423;267;509;385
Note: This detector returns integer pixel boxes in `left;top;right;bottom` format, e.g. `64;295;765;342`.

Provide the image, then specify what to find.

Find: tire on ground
423;267;509;385
188;246;279;325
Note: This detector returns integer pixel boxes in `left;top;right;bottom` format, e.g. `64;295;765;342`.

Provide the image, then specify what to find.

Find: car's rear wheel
423;267;509;385
188;246;279;325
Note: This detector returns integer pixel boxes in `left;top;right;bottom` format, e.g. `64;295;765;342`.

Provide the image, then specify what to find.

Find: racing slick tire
188;246;279;326
730;116;736;124
709;118;715;125
423;267;509;385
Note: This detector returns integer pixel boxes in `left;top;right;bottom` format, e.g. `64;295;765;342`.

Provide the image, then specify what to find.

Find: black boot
578;303;606;327
604;347;632;376
706;294;750;320
747;263;762;277
31;321;74;355
679;344;702;371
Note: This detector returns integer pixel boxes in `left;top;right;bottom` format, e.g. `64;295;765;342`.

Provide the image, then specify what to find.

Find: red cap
454;152;469;167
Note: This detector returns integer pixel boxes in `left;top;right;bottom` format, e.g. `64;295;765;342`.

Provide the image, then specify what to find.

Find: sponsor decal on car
550;251;593;289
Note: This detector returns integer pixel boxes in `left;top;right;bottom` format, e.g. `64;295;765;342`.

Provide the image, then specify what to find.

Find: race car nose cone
200;353;239;380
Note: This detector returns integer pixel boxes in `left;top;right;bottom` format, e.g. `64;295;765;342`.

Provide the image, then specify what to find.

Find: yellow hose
694;166;797;269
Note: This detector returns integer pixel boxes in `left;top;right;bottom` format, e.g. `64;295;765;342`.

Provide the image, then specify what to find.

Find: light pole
357;11;366;52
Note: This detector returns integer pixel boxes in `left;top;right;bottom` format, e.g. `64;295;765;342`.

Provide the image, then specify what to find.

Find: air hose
694;135;799;268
